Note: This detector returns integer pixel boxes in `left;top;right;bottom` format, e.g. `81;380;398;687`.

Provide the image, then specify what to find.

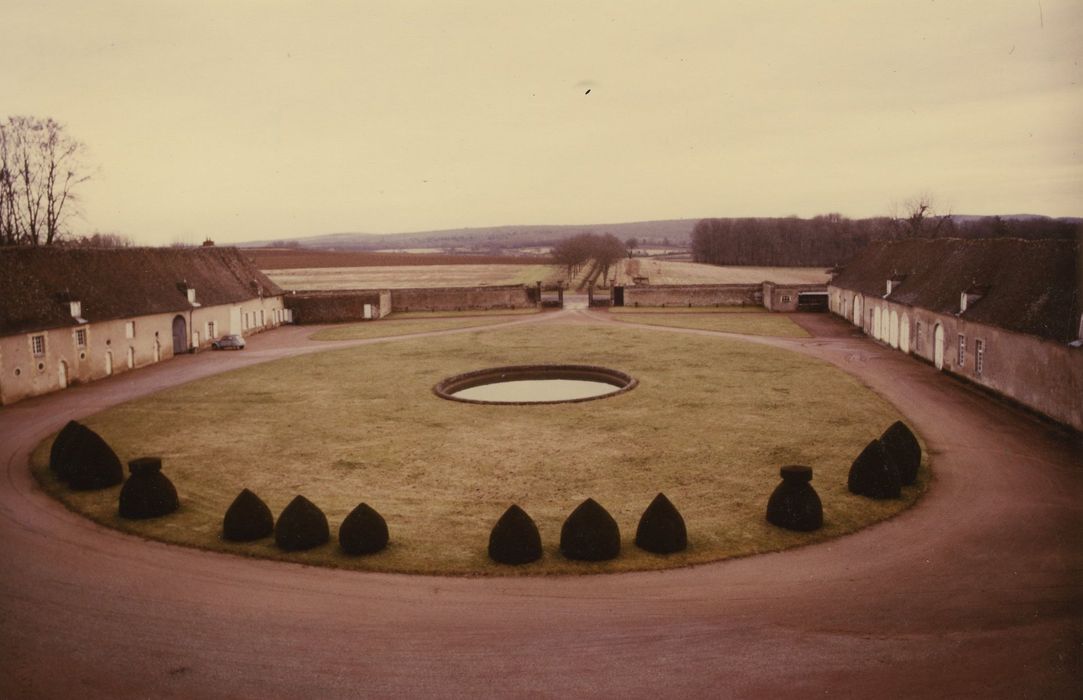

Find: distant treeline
691;215;1080;267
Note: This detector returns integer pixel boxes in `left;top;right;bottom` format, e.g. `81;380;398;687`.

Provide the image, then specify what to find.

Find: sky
2;1;1080;246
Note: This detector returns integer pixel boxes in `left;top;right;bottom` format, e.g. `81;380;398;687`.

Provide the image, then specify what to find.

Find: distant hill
236;214;1081;254
238;219;698;251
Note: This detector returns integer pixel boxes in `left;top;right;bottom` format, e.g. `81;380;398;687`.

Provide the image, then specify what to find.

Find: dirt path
2;310;1080;698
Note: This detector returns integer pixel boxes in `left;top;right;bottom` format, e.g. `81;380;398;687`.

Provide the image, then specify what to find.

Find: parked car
211;334;246;350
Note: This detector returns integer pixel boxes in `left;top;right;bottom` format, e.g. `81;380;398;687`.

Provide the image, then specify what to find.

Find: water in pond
453;379;621;403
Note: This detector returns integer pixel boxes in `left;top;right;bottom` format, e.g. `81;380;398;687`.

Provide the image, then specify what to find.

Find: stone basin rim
433;364;638;405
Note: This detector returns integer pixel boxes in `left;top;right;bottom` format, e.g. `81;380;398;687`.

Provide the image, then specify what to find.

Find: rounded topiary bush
275;495;330;551
635;493;687;554
339;502;389;555
560;498;621;562
880;421;921;486
222;488;274;542
118;457;180;519
49;420;83;481
488;504;542;565
765;465;823;531
65;425;124;491
847;439;901;499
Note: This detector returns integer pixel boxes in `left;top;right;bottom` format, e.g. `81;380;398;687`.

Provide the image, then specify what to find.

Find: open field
613;259;832;286
610;312;810;337
267;259;832;292
33;323;925;576
249;248;550;269
266;264;563;290
309;314;535;341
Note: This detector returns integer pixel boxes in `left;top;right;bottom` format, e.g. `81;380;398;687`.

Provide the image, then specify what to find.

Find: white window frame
957;334;966;367
206;320;217;339
75;328;87;348
31;334;46;357
975;339;985;376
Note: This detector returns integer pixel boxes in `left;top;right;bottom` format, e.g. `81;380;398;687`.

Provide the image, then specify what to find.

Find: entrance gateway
172;315;188;355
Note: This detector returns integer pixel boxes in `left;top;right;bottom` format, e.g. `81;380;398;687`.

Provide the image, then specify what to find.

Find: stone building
0;247;286;405
828;237;1082;430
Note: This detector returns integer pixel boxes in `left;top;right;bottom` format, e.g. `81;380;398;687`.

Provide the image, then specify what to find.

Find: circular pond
434;364;637;404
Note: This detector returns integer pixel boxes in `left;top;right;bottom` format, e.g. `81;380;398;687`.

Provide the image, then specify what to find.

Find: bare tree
0;116;90;246
891;192;951;237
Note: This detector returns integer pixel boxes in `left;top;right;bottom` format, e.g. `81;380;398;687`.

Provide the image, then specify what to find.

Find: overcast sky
3;1;1080;245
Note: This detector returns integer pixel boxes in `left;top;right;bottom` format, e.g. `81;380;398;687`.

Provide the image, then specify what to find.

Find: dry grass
266;264;563;291
610;312;810;338
309;314;536;341
614;259;832;286
609;306;764;314
32;323;925;576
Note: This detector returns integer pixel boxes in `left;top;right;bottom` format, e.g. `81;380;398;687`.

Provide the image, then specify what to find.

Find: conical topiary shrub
765;465;823;531
275;495;330;551
339;502;389;555
635;493;687;554
222;488;274;542
880;421;921;486
119;457;180;519
847;439;901;499
49;420;83;481
66;425;124;491
560;498;621;562
488;504;542;565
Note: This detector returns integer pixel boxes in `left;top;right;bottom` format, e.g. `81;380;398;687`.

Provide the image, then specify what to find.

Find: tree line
691;211;1080;267
550;232;630;283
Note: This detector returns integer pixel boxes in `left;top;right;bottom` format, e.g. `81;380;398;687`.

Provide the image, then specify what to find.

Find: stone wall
284;291;389;324
763;283;829;312
619;284;763;308
390;285;534;312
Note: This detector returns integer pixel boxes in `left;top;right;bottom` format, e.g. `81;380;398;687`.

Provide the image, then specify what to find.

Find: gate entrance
172;315;188;355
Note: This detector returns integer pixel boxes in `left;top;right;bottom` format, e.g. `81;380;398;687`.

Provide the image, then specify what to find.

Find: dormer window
70;301;82;318
960;284;988;313
187;288;197;304
885;275;905;297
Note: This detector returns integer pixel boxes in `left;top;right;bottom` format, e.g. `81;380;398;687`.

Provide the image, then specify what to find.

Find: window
206;320;217;339
957;334;966;367
975;339;985;376
125;321;135;339
75;328;87;348
31;334;45;357
781;295;791;304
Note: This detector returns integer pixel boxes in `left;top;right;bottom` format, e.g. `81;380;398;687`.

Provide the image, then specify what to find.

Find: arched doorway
127;346;135;369
105;351;113;376
172;316;188;355
873;307;881;340
154;340;161;363
899;313;911;354
934;323;945;370
889;310;900;348
58;361;68;389
853;294;863;327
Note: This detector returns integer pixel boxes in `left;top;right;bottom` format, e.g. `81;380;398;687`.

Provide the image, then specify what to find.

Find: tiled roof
831;237;1080;343
0;247;282;335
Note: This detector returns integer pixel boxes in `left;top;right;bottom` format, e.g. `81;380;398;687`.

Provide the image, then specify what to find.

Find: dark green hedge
222;489;274;542
560;498;620;561
635;493;687;554
275;495;330;551
118;457;179;519
339;502;389;555
488;504;542;565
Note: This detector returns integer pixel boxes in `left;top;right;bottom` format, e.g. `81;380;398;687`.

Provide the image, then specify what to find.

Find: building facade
0;247;286;405
829;237;1082;430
